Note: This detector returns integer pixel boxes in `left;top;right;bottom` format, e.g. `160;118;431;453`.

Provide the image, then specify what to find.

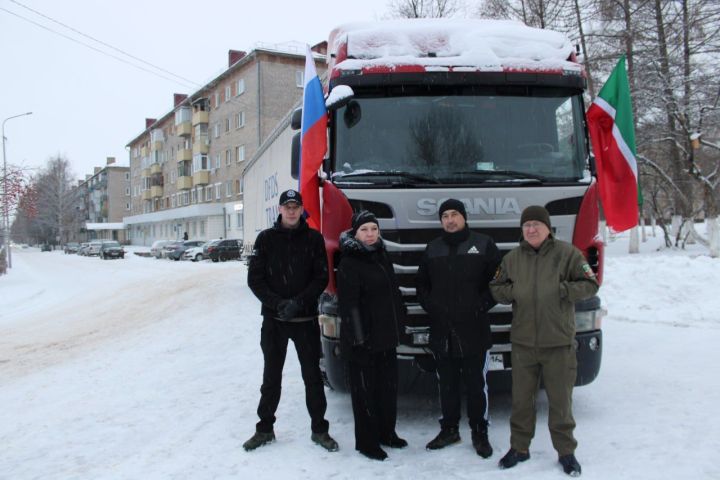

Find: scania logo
417;197;521;216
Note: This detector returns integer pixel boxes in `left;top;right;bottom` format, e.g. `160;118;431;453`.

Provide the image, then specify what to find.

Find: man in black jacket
416;198;501;458
243;189;338;453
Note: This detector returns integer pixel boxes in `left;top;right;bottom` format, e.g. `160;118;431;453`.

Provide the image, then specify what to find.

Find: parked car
99;241;124;260
64;242;80;254
166;240;204;261
86;240;105;256
183;239;220;262
40;244;52;252
77;242;91;256
207;239;242;262
150;240;174;259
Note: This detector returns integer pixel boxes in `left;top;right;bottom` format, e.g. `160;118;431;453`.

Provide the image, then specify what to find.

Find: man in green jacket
490;206;598;477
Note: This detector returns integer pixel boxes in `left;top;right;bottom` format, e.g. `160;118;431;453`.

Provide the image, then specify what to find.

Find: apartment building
124;43;326;246
77;157;131;242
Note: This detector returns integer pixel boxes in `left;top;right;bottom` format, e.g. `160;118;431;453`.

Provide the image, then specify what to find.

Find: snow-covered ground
1;231;719;480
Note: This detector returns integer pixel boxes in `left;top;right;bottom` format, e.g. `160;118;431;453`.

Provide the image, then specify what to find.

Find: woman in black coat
336;211;407;461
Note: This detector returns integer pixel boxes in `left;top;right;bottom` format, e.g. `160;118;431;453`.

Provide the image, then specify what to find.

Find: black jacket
337;232;402;357
416;226;501;356
247;216;329;318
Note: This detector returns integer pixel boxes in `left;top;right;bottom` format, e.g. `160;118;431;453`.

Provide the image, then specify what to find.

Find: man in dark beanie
416;198;501;458
491;205;598;477
244;189;339;453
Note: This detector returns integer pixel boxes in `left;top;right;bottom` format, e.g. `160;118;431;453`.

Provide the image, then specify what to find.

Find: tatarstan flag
587;56;639;233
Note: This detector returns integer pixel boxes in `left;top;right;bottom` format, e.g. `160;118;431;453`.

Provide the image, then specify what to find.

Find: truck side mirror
325;85;354;111
291;132;301;179
291;108;302;130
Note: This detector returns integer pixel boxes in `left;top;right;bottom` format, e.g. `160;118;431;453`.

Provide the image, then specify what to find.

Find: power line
0;6;199;90
9;0;201;88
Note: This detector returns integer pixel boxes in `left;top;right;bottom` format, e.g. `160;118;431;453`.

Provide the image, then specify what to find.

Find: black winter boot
380;432;408;449
471;427;493;458
358;446;388;461
425;426;461;450
242;430;275;451
559;454;582;477
498;448;530;469
311;431;339;452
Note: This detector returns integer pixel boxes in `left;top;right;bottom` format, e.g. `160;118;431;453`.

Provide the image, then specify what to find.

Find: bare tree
387;0;464;18
27;155;77;246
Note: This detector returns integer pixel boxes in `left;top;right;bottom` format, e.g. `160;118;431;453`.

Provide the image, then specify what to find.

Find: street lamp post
2;111;33;270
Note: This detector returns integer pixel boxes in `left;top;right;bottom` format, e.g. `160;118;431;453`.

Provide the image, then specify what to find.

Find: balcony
140;147;148;157
151;140;163;151
176;121;192;136
150;163;161;175
192;110;209;125
142;190;152;201
178;148;192;161
151;185;163;198
193;170;209;185
192;142;209;155
177;176;193;190
141;168;151;178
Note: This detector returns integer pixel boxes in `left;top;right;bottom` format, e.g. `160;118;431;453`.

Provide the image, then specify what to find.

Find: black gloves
276;299;301;321
349;307;368;347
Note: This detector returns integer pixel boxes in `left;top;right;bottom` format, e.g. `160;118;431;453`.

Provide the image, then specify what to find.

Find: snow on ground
1;231;719;480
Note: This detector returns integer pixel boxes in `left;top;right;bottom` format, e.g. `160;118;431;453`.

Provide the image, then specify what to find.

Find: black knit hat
520;205;551;229
350;210;379;237
279;189;303;206
438;198;467;221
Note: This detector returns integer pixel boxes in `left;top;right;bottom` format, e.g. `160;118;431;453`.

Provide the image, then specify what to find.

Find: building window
225;180;232;197
170;171;177;184
191;189;197;203
237;212;243;230
125;187;130;195
226;149;232;165
126;202;130;210
213;123;220;138
295;70;304;87
236;145;245;163
235;179;241;195
214;153;221;171
125;172;130;180
214;92;220;108
192;154;208;172
171;195;176;208
225;117;230;133
205;186;212;202
225;85;231;102
236;78;245;96
236;111;245;129
215;183;222;200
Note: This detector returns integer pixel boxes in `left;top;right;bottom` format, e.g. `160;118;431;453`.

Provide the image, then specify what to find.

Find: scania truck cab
296;20;605;391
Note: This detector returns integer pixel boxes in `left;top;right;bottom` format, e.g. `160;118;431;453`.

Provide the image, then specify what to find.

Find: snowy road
1;238;719;480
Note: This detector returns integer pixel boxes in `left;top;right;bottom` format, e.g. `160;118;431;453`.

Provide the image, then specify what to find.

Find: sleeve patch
582;263;596;278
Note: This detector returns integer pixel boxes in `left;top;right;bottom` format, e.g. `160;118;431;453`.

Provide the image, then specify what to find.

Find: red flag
321;181;353;293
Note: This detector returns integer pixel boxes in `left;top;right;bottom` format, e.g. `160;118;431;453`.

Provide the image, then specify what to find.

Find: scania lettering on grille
417;197;521;216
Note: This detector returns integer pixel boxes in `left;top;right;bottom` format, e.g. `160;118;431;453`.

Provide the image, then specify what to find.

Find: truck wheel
212;257;219;263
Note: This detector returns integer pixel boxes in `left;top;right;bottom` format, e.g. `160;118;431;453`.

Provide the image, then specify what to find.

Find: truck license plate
488;353;504;371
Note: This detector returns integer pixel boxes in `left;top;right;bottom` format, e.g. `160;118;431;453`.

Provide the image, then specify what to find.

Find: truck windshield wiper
333;171;440;184
450;170;546;183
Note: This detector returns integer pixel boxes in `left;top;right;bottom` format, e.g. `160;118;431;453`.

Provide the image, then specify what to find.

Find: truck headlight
575;307;606;332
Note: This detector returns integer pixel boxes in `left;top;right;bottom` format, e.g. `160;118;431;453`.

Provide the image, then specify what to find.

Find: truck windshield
332;91;587;186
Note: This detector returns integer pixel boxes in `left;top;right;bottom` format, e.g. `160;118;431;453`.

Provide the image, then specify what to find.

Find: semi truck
249;19;606;391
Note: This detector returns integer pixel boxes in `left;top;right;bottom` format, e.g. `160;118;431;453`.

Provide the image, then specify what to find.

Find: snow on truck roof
328;19;580;74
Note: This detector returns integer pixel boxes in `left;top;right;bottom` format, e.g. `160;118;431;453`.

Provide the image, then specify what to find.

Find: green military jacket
490;236;599;348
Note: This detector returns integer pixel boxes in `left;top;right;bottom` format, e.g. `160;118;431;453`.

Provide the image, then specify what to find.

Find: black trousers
256;316;329;434
348;348;398;451
435;351;490;431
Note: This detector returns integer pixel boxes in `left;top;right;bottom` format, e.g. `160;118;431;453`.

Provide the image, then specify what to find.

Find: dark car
40;244;52;252
166;240;204;261
64;242;80;254
99;241;124;259
207;239;241;262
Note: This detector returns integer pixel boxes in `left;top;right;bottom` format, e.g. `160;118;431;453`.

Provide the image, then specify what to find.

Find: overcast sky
0;0;392;181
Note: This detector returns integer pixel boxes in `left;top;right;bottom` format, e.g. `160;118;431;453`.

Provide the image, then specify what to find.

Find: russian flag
299;45;327;231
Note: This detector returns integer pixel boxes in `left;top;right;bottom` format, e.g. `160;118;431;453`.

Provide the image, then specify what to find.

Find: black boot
559;454;582;477
242;430;275;451
426;426;461;450
471;427;493;458
358;445;388;461
311;431;339;452
498;448;530;469
380;432;408;449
